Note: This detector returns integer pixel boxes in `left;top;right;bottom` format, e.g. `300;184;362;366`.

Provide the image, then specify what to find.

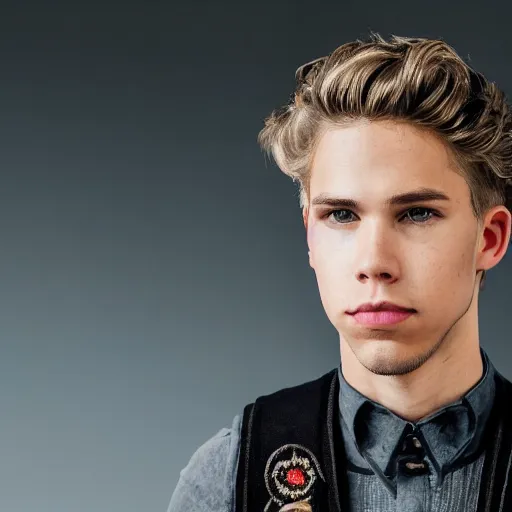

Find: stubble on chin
352;334;446;376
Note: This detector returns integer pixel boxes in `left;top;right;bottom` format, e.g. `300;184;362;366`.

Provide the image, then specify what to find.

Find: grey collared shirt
168;350;496;512
337;348;495;510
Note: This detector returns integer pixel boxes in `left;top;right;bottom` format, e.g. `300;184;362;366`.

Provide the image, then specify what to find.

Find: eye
324;207;440;225
328;209;357;223
404;207;439;223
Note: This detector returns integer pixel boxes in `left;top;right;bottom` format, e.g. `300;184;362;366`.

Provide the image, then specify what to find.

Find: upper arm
167;414;242;512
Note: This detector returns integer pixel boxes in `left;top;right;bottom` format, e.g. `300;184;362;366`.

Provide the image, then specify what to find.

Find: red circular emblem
264;444;325;509
286;468;305;486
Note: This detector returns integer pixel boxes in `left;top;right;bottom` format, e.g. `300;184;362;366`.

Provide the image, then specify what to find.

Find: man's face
306;119;484;376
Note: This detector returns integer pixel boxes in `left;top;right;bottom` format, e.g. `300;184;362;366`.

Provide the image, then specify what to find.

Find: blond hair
258;33;512;288
278;500;312;512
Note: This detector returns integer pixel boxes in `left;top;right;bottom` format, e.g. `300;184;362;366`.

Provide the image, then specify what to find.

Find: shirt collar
337;348;496;483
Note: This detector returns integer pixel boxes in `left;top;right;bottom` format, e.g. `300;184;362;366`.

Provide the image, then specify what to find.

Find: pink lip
350;310;414;326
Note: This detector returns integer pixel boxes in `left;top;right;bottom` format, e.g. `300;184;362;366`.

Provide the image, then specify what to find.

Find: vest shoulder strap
235;369;339;512
478;371;512;511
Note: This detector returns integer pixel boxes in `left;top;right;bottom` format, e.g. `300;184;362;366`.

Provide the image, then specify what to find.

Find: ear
476;205;512;274
302;206;314;268
302;206;309;231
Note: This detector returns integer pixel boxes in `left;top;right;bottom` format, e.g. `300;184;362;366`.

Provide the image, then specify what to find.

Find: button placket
397;429;430;477
395;428;430;511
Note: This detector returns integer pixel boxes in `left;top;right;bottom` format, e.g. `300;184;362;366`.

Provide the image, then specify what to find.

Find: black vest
235;368;512;512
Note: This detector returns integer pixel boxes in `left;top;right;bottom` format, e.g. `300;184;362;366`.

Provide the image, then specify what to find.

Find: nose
354;219;400;285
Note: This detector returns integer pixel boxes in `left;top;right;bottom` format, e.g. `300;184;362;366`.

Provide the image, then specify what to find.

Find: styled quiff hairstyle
257;33;512;288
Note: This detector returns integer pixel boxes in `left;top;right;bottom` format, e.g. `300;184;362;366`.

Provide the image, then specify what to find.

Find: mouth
346;301;416;326
348;309;415;326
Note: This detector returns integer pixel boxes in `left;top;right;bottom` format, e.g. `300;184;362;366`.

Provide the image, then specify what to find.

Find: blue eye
330;210;356;223
405;207;436;223
326;207;440;225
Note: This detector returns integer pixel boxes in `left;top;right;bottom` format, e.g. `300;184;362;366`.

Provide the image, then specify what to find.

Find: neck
340;302;483;422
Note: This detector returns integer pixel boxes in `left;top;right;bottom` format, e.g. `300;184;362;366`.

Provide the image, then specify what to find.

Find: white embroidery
264;444;325;507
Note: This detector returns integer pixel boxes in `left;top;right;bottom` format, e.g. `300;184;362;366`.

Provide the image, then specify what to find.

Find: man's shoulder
167;414;242;512
495;369;512;401
167;369;337;512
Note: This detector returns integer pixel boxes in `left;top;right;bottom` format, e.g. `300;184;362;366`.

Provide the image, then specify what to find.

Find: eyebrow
311;188;451;208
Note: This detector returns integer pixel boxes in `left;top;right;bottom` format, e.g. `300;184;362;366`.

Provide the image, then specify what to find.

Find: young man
168;34;512;512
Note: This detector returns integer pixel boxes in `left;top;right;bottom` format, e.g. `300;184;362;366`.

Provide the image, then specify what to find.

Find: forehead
310;120;468;202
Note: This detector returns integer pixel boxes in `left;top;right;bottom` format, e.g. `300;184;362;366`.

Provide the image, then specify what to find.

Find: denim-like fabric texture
167;416;486;512
337;348;495;492
167;414;242;512
344;452;485;512
168;351;494;512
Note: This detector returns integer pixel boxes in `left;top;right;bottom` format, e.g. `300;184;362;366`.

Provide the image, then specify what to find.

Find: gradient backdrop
1;1;511;511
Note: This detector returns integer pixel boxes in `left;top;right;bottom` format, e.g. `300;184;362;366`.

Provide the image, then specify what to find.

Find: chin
353;340;440;376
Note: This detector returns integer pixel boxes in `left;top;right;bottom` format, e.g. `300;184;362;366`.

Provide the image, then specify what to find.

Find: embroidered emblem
264;444;325;511
286;468;306;486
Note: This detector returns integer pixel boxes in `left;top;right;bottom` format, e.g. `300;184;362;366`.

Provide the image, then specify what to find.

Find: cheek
412;235;477;308
427;232;476;279
308;223;347;266
308;224;351;294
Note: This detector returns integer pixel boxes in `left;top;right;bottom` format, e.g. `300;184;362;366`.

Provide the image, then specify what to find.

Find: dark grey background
0;1;510;511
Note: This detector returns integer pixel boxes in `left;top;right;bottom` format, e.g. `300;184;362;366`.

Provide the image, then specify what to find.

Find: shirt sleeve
166;414;242;512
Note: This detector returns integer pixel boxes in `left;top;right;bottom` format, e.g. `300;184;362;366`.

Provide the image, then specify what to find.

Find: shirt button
405;461;427;471
402;434;424;456
398;456;430;476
